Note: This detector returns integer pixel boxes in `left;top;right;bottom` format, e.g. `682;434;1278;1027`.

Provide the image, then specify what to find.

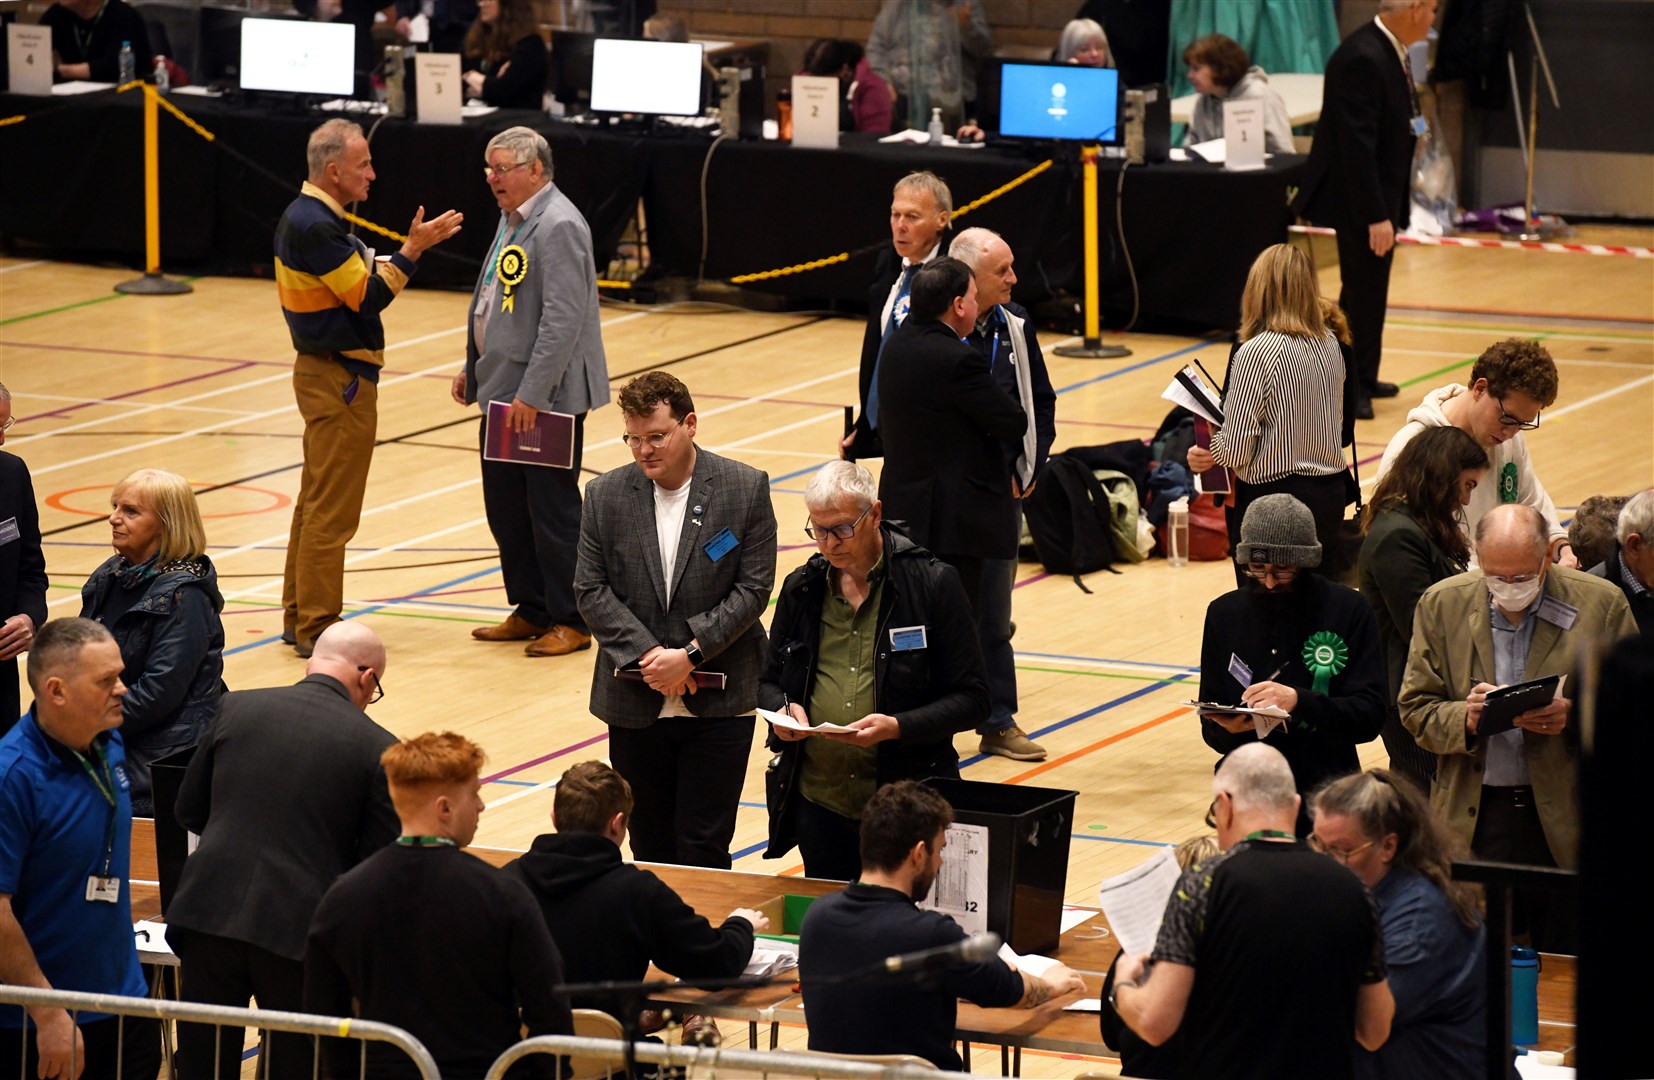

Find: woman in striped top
1189;244;1356;580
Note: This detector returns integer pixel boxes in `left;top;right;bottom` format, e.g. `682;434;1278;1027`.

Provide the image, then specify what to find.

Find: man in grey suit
453;126;611;658
575;372;777;868
167;622;398;1080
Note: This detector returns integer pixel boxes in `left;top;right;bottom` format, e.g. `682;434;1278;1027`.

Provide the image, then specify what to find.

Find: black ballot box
148;745;197;915
922;778;1078;955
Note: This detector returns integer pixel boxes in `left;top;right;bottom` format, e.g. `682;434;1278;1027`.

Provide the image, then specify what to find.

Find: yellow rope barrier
952;157;1054;219
730;251;851;285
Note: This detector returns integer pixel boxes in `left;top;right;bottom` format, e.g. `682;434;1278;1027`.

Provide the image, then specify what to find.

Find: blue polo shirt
0;709;145;1024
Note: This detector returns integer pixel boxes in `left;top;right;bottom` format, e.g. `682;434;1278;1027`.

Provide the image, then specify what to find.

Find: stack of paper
1096;848;1181;959
743;942;799;979
1184;700;1290;739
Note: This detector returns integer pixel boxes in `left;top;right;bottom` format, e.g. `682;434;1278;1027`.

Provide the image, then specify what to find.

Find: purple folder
483;401;576;468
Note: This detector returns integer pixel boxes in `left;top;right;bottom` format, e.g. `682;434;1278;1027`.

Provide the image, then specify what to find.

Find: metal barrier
0;985;439;1080
487;1034;991;1080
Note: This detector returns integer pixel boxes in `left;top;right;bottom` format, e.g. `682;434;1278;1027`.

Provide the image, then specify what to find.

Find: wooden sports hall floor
1;229;1649;1076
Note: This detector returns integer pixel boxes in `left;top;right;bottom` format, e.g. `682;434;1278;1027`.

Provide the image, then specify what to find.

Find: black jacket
1200;572;1386;822
876;319;1027;560
847;234;952;460
0;451;47;729
1588;541;1654;642
505;831;756;1010
169;675;399;961
759;523;987;858
81;554;225;813
1294;21;1416;231
1358;507;1466;709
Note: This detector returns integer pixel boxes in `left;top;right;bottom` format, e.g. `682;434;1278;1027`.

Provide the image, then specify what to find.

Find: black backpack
1023;454;1117;586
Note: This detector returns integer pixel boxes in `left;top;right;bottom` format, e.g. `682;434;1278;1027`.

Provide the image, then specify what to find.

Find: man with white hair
758;461;987;880
276;119;463;658
1401;502;1636;949
167;622;398;1080
1587;487;1654;640
1113;744;1394;1080
949;227;1056;761
455;126;611;659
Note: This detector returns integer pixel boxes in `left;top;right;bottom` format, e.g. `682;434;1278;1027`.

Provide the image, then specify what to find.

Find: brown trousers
282;354;377;645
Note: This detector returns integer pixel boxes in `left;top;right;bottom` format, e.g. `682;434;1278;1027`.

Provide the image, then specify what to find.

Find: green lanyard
396;835;456;848
480;219;525;288
72;1;110;61
73;741;119;878
1242;829;1296;842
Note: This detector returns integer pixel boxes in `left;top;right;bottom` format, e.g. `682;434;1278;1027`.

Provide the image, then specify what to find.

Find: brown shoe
472;614;548;642
525;625;593;657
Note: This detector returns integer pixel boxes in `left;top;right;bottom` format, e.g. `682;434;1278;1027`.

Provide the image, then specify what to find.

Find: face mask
1487;574;1542;611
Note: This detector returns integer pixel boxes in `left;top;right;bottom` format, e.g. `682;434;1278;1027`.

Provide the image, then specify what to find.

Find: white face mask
1487;574;1543;611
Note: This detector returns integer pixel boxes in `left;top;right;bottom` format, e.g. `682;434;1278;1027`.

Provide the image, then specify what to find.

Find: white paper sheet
52;80;116;95
997;943;1060;978
1096;847;1181;959
756;706;857;734
1059;905;1097;934
1161;365;1223;425
918;821;989;935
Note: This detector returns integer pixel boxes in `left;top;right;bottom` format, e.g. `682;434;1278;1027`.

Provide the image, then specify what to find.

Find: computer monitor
997;62;1121;143
238;17;355;96
589;38;705;117
550;29;596;111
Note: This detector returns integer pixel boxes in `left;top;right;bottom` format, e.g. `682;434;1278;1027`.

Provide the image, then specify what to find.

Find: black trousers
608;716;755;868
795;795;864;883
0;1013;161;1080
1227;472;1352;586
1334;222;1396;393
479;413;586;631
0;657;19;736
171;927;314;1080
1472;786;1577;954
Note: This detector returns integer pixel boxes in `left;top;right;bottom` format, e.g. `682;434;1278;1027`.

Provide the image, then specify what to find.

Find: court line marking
0;261;46;274
1386;319;1653;345
1052;340;1216;397
1382;347;1652;371
1542;373;1654;423
21;392;262;416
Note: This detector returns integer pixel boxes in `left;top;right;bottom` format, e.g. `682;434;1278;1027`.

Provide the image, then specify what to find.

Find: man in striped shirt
274;119;462;657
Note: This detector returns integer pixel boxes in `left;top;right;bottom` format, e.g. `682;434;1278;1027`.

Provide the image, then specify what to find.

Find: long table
128;822;1578;1067
0;89;1299;329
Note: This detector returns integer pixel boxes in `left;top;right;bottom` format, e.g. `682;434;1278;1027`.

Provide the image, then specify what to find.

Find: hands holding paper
1241;680;1297;714
820;713;901;747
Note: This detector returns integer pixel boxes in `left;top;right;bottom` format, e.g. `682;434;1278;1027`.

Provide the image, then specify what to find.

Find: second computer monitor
589;38;705;117
998;62;1121;144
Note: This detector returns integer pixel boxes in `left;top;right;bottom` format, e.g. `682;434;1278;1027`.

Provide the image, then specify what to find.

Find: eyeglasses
1204;792;1227;830
0;417;12;432
1242;564;1299;582
619;418;681;450
1488;571;1541;585
1308;834;1375;864
357;666;385;705
1495;397;1541;431
804;503;874;542
482;160;531;180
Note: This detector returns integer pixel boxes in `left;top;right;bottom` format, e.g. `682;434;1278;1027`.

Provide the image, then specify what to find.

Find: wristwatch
684;643;705;667
1108;979;1138;1013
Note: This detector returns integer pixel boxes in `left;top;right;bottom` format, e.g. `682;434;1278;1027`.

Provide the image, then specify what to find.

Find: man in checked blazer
575;373;777;868
453;126;610;658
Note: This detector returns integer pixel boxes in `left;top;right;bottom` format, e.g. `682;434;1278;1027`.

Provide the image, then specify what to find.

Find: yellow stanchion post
116;83;193;296
1054;145;1129;360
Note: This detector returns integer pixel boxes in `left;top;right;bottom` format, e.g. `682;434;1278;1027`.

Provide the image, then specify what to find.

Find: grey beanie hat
1237;494;1322;568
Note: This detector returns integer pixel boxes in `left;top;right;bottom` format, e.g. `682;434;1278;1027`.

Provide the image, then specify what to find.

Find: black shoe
1355;397;1375;420
1369;380;1400;398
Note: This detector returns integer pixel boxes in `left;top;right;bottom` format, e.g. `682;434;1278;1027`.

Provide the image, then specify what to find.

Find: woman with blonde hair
80;468;224;814
1188;243;1356;580
1312;769;1485;1078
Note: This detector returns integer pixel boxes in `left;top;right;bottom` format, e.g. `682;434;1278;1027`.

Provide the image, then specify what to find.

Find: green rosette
1301;631;1348;694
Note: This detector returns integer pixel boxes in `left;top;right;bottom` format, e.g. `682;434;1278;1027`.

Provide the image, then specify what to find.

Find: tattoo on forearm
1020;975;1053;1008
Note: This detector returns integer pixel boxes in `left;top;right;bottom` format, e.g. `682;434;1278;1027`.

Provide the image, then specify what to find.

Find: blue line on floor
1015;650;1199;671
770;461;831;484
1053;340;1214;396
224;566;503;656
1073;834;1175;847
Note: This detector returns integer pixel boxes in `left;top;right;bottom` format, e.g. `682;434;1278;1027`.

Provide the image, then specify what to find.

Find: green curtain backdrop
1166;0;1342;97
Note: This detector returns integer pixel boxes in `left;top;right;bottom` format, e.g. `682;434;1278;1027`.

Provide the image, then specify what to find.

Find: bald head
1211;744;1299;847
307;622;387;710
1475;503;1549;565
949;227;1016;310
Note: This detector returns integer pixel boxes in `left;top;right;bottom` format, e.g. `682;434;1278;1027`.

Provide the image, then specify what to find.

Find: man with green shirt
759;461;987;880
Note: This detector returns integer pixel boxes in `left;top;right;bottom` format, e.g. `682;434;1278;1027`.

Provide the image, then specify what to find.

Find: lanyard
480;219;526;288
396;835;456;847
72;1;109;60
1242;829;1296;842
73;741;118;877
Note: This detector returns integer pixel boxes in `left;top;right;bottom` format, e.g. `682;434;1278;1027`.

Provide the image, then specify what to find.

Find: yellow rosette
497;243;528;313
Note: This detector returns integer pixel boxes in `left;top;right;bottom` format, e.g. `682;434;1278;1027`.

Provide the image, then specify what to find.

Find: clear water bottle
927;106;944;144
153;55;170;93
1167;497;1190;567
118;40;136;85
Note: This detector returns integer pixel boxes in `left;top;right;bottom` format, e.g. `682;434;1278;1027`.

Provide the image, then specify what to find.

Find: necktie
866;264;917;431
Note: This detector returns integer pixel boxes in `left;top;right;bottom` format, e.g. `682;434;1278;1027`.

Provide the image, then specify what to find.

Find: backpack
1093;469;1150;563
1023;454;1117;584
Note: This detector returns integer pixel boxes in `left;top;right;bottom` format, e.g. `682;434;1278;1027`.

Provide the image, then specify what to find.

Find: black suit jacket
0;451;47;728
876;319;1028;560
848;232;952;460
167;675;399;961
1294;21;1416;231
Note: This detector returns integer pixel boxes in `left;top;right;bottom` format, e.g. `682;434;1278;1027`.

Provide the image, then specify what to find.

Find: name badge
0;518;18;546
1410;115;1430;137
703;528;739;563
1537;595;1578;631
86;876;120;904
1228;653;1253;689
889;625;928;651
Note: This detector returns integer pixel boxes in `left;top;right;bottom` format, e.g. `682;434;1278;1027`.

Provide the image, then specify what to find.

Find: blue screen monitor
998;62;1121;143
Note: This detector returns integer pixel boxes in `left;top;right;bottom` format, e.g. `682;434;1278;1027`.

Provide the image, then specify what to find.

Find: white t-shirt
654;477;693;718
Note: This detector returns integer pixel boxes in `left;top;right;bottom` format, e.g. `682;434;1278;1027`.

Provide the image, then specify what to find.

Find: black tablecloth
0;91;1298;328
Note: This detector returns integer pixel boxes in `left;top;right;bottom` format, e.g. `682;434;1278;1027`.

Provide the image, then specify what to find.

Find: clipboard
1478;675;1562;737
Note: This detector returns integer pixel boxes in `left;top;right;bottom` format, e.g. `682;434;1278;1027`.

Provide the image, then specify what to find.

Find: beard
912;867;937;905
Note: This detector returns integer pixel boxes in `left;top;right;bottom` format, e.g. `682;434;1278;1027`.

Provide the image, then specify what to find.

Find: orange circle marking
46;483;292;519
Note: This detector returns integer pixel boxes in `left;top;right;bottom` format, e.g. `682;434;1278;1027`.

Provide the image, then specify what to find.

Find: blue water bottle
1510;946;1540;1045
